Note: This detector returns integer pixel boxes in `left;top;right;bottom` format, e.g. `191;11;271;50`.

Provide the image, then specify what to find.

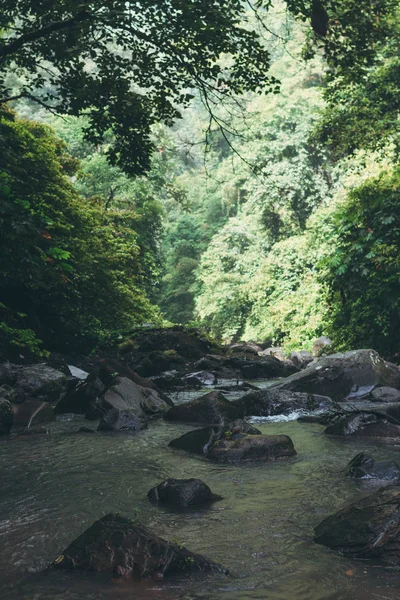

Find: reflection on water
1;395;400;600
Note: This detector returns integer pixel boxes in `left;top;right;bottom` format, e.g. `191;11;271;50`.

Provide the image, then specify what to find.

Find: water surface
1;392;400;600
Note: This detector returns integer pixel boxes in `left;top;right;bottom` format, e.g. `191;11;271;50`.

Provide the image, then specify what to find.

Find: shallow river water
2;386;400;600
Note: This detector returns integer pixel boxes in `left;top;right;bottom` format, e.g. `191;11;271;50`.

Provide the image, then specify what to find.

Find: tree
0;0;282;175
0;107;160;358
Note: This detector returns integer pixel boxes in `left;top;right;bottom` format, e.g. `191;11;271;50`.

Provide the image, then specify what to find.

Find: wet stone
345;452;400;481
52;513;228;577
148;478;223;508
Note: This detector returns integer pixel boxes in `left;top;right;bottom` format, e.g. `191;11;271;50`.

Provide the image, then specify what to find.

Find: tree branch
0;9;92;62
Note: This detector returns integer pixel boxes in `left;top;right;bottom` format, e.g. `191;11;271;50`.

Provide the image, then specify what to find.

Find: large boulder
55;370;106;415
164;390;240;424
12;400;55;428
233;388;334;418
207;434;296;463
234;355;297;379
168;420;295;463
102;376;171;418
278;350;400;402
324;412;400;437
0;398;13;434
345;452;400;481
97;408;147;432
14;364;66;402
314;487;400;565
169;420;261;455
52;513;227;577
148;478;222;508
0;363;66;404
98;359;173;406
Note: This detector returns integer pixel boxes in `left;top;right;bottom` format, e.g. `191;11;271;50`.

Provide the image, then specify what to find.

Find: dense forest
1;0;400;360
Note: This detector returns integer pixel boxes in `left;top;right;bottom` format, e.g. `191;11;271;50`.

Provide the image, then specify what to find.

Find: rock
182;371;217;387
98;359;174;406
0;398;13;434
278;350;400;402
324;412;400;437
52;513;227;577
0;362;18;385
12;400;55;428
133;326;215;359
55;371;106;415
314;487;400;565
233;388;335;418
67;365;89;380
207;434;296;463
290;351;313;369
312;336;332;357
135;351;173;377
97;408;147;432
238;355;296;379
261;346;285;361
370;387;400;403
148;478;222;508
169;420;261;456
151;370;184;390
345;452;400;481
14;364;66;402
102;376;171;418
164;390;240;424
194;356;220;371
229;341;263;355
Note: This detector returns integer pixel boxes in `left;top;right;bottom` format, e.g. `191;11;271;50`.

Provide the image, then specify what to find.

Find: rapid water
2;387;400;600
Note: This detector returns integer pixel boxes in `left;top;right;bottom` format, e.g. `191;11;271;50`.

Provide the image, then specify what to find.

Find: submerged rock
148;478;222;508
207;434;296;463
233;388;334;418
97;408;147;432
169;420;261;455
52;513;227;577
164;390;241;424
345;452;400;481
278;350;400;402
0;398;13;434
314;487;400;565
324;412;400;437
169;420;295;463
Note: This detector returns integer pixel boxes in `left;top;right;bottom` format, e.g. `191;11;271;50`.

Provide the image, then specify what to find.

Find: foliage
0;107;160;356
0;0;282;175
320;168;400;356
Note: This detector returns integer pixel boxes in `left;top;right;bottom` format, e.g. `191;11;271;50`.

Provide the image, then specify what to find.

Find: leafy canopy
0;0;280;175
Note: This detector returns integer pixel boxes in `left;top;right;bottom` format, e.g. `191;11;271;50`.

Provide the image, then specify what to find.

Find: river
1;385;400;599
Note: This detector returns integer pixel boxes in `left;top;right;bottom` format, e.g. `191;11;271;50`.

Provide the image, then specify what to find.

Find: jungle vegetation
1;0;400;359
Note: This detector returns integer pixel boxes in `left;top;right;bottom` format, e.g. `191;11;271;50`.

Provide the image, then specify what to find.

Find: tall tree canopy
1;1;397;174
0;0;279;175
